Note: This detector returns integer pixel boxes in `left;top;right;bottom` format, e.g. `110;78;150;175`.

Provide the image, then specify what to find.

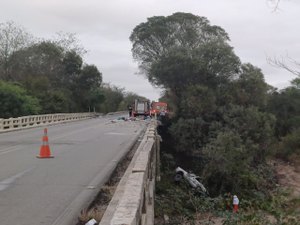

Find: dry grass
77;186;117;224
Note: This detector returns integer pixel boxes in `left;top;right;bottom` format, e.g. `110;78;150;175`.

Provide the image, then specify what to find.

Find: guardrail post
9;118;13;129
17;117;21;128
0;119;3;130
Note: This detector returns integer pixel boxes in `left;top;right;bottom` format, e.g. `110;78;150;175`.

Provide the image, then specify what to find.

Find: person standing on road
128;104;133;117
233;195;239;213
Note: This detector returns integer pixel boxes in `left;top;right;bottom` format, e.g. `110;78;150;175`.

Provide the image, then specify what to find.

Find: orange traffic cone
37;128;54;158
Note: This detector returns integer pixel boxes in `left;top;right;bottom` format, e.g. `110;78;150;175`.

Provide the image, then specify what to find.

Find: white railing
100;121;160;225
0;113;97;132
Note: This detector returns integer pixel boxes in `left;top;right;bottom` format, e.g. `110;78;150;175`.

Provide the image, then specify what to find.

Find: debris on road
110;115;151;123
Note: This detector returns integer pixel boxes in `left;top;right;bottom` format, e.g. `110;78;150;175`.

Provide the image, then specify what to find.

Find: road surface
0;115;146;225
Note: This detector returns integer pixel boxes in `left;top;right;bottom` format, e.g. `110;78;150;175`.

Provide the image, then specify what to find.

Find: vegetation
130;12;300;224
0;81;40;118
155;154;300;225
0;21;146;118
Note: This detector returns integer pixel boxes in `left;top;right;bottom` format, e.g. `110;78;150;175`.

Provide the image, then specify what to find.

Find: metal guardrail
0;113;97;132
100;121;160;225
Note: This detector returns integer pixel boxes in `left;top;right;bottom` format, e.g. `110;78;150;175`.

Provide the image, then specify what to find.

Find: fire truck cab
150;102;168;116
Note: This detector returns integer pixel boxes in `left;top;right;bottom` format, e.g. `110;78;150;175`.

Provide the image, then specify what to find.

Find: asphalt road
0;115;146;225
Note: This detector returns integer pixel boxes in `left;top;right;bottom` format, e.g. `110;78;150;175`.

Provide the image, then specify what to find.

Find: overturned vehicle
174;167;209;196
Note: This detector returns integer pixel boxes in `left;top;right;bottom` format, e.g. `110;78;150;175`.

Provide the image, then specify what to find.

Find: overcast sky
1;0;299;100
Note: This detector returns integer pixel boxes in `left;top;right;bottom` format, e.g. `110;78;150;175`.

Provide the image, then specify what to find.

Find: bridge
0;113;160;225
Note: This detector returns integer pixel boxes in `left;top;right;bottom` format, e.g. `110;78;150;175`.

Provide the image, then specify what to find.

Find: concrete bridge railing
100;121;160;225
0;113;97;132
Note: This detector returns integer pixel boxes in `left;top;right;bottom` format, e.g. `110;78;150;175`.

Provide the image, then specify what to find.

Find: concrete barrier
0;113;97;133
100;121;160;225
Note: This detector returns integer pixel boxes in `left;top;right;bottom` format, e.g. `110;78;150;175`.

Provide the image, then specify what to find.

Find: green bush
277;128;300;158
0;81;41;118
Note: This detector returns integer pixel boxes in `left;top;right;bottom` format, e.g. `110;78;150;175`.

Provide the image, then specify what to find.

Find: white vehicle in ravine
174;167;208;196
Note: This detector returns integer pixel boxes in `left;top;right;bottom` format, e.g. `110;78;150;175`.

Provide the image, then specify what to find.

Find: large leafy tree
130;12;229;70
130;12;240;106
61;50;83;88
131;12;277;196
5;41;71;113
149;45;240;97
99;84;124;113
130;13;233;83
6;41;64;85
5;39;104;113
72;64;103;111
77;64;102;90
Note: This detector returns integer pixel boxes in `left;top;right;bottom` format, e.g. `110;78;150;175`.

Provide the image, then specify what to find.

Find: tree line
130;12;300;197
0;21;146;118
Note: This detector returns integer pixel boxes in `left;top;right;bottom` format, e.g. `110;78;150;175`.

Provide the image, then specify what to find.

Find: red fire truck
132;99;150;117
150;102;168;116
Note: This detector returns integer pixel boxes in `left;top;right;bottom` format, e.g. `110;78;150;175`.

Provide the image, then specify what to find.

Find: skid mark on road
104;132;129;136
0;167;34;191
0;146;22;156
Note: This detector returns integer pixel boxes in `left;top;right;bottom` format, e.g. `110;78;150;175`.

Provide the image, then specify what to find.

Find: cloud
1;0;300;100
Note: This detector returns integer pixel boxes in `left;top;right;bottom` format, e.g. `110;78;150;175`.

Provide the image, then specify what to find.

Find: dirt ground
204;158;300;225
195;158;300;225
274;157;300;198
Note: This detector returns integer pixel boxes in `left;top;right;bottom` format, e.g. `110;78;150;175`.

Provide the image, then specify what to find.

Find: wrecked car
174;167;208;196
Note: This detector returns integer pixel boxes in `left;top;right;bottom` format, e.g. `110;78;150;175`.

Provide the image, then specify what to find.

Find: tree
149;44;240;93
130;12;278;197
118;92;148;111
61;50;83;88
267;85;300;137
40;90;70;113
202;130;250;195
277;128;300;158
219;104;275;161
291;77;300;88
6;41;64;84
71;64;103;111
0;21;34;79
99;84;124;113
51;32;87;57
0;81;40;118
179;85;216;119
0;21;108;114
229;63;269;108
268;55;300;76
170;117;210;156
5;40;103;113
86;88;105;112
130;12;231;83
77;64;102;90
